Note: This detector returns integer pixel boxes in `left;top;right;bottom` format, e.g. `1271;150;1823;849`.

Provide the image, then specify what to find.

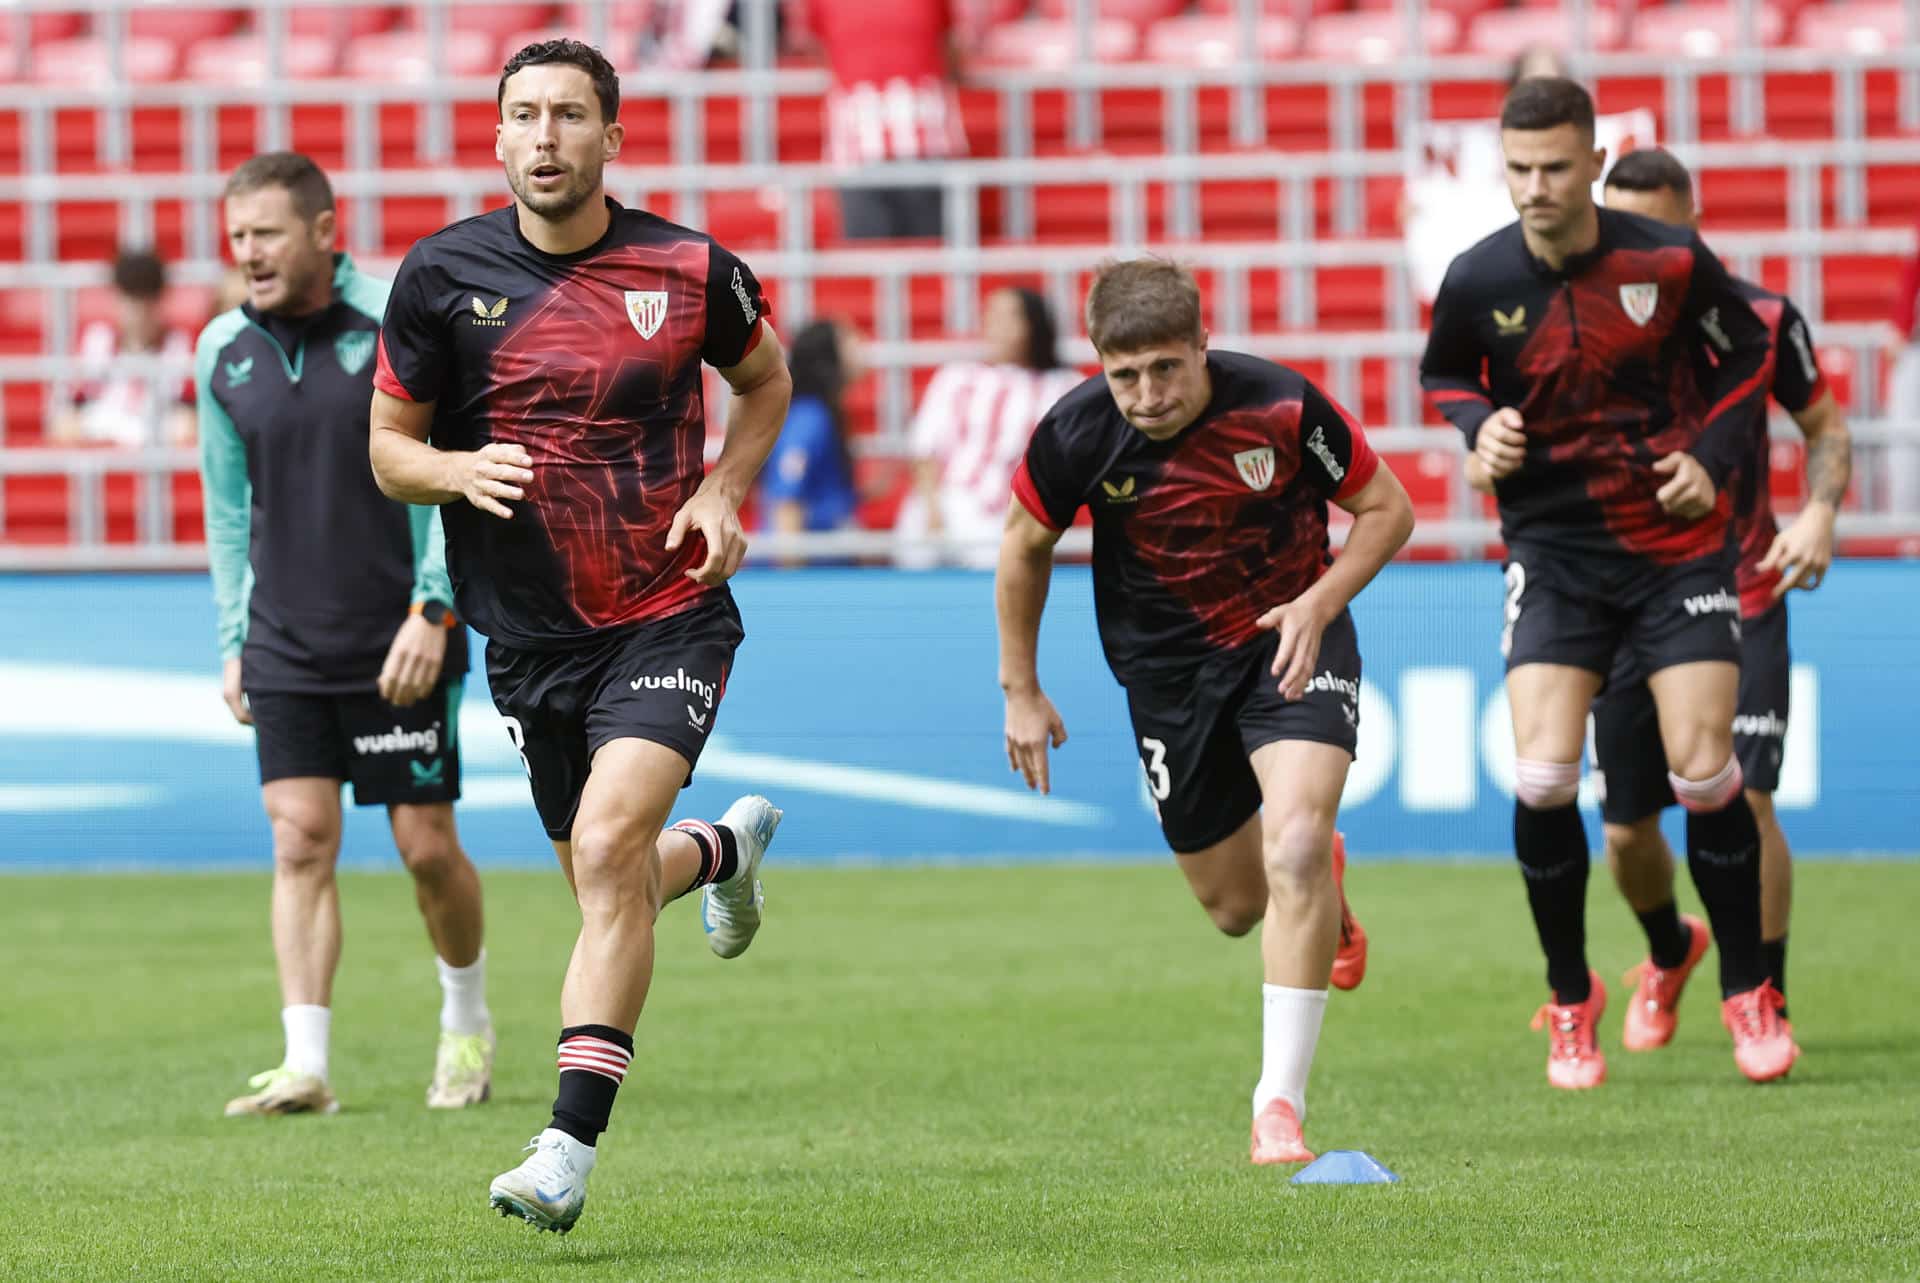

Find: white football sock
436;950;490;1036
1252;984;1328;1120
282;1004;331;1082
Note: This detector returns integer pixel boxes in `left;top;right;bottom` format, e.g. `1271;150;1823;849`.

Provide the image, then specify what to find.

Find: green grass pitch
7;861;1917;1281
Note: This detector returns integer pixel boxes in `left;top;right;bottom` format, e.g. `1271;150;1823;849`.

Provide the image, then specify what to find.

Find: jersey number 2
501;716;533;779
1500;562;1526;659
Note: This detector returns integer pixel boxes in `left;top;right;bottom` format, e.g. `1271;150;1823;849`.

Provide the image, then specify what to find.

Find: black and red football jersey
1013;350;1380;681
1420;207;1772;566
1730;279;1827;616
376;198;768;649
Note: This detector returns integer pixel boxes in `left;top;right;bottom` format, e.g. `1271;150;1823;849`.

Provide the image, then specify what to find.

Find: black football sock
1636;900;1692;969
1684;794;1768;998
550;1024;634;1146
668;819;740;898
1764;935;1788;1015
1515;801;1592;1004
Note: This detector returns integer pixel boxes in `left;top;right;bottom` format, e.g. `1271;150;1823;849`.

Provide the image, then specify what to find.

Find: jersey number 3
1140;736;1172;802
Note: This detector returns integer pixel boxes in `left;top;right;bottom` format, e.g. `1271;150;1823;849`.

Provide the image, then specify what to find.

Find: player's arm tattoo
1804;428;1851;508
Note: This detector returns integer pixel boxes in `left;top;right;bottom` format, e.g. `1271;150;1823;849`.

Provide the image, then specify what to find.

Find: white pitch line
695;742;1107;826
0;784;165;813
0;664;1106;827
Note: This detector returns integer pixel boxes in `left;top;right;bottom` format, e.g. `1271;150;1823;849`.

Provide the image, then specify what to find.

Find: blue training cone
1290;1150;1400;1185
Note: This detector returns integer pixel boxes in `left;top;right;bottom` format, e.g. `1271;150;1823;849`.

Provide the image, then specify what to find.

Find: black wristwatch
413;600;455;628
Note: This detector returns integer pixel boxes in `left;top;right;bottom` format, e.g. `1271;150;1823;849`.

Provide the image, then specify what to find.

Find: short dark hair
1085;258;1203;354
223;152;335;220
499;39;620;123
1006;287;1062;373
111;248;166;300
1500;76;1596;139
1605;147;1695;202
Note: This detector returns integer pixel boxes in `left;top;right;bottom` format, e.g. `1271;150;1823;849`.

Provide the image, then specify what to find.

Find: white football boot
489;1128;594;1234
223;1065;339;1117
426;1027;494;1109
700;794;782;959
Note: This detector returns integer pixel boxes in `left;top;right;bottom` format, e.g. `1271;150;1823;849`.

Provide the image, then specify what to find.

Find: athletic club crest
334;331;375;376
1619;282;1659;327
1233;446;1276;491
624;290;669;340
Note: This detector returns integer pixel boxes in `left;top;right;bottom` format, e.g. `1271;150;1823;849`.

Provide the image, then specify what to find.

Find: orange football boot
1530;970;1608;1089
1722;981;1799;1083
1622;914;1712;1051
1330;831;1368;992
1250;1098;1315;1166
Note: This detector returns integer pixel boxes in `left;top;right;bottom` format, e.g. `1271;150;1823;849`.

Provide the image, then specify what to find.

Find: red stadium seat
437;4;561;42
288;6;404;38
342;30;501;81
21;12;87;41
1354;0;1502;22
1036;0;1185;21
1466;6;1626;56
0;287;45;355
184;35;339;82
1197;0;1346;19
1793;2;1909;51
1628;4;1788;55
31;37;179;84
978;18;1142;67
1301;11;1461;63
1142;15;1300;64
127;7;245;44
559;0;656;24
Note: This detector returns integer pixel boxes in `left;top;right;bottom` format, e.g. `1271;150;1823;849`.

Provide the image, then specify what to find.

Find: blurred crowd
37;8;1920;552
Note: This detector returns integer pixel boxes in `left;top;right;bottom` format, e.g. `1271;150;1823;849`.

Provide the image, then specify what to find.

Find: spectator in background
640;0;756;69
896;288;1082;569
49;248;195;446
796;0;968;241
1886;216;1920;513
760;319;863;551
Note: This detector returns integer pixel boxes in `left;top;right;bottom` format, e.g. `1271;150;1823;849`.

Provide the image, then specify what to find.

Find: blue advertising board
0;564;1913;869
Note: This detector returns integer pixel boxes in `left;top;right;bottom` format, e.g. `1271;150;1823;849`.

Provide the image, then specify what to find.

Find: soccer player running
367;41;792;1234
1583;149;1849;1042
1421;78;1798;1089
997;259;1413;1165
201;153;493;1118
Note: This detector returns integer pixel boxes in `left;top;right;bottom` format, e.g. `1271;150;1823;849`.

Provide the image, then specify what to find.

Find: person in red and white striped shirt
896;288;1083;568
796;0;969;240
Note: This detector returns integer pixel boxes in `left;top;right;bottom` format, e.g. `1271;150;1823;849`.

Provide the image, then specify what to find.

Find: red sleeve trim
372;332;417;402
1427;388;1491;405
1334;427;1381;502
735;317;766;365
1801;374;1831;411
1010;459;1062;531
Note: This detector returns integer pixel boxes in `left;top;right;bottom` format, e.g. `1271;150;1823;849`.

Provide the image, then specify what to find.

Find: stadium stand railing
4;2;1920;567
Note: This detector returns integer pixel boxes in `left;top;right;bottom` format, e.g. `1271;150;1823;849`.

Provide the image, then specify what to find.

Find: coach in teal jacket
197;151;494;1121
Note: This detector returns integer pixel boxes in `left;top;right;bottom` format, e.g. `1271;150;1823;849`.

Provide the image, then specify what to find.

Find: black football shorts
1123;609;1362;854
1501;543;1743;677
249;679;463;806
484;594;744;841
1592;599;1791;823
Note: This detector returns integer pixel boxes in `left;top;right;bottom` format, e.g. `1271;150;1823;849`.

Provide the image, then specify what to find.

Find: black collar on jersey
1521;207;1617;281
506;194;624;263
237;254;368;383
